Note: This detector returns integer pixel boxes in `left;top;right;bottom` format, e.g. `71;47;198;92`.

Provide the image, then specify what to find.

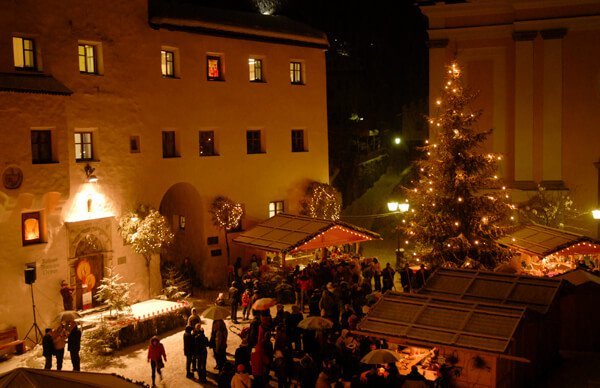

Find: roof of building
232;213;381;254
149;4;328;48
556;269;600;287
356;292;526;355
497;224;600;258
0;367;144;387
418;268;563;314
0;73;72;95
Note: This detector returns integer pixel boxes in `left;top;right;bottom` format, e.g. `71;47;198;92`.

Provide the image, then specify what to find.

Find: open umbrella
297;316;333;330
52;310;81;324
201;306;230;320
251;298;277;311
360;349;402;365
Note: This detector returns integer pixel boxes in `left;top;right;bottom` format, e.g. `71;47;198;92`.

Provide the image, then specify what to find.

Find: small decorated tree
160;262;190;301
299;181;342;220
118;205;174;298
209;196;244;266
402;62;515;269
95;267;133;318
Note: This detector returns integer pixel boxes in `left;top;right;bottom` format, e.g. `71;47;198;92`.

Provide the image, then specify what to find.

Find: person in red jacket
147;336;167;387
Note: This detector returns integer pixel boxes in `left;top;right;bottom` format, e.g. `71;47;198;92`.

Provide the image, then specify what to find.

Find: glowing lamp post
387;201;410;261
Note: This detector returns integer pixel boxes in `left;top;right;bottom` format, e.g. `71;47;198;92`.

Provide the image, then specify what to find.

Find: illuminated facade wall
0;0;328;336
421;0;600;237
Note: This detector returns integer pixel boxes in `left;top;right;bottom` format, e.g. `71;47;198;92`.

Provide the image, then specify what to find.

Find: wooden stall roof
0;367;144;387
232;213;381;254
556;269;600;287
357;292;526;354
497;224;600;257
418;268;563;314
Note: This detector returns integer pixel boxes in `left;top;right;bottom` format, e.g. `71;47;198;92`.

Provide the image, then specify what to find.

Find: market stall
232;213;381;267
354;291;531;387
496;224;600;276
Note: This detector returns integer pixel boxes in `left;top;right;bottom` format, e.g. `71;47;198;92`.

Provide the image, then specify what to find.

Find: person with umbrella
67;322;81;371
52;322;68;371
210;318;228;370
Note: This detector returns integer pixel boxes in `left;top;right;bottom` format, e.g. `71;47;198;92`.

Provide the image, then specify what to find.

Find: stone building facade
0;0;328;337
420;0;600;237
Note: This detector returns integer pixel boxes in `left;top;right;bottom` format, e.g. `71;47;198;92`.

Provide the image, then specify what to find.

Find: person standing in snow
210;318;228;370
147;336;167;387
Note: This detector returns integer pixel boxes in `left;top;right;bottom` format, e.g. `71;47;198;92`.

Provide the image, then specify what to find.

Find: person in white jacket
230;364;252;388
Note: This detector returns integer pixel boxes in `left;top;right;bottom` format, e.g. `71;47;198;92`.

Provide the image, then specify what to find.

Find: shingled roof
232;213;380;254
356;292;526;355
149;3;328;48
497;224;600;257
0;73;72;95
419;268;563;314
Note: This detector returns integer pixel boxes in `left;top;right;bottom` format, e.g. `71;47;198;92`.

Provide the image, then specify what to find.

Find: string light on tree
400;61;515;268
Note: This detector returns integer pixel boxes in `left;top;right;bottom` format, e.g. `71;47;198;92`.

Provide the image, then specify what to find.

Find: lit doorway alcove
65;217;113;310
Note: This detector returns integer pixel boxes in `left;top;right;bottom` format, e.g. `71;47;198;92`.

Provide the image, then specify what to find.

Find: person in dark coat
400;264;412;293
194;323;209;382
60;281;74;311
211;319;228;370
183;326;194;378
382;263;395;292
229;282;241;324
42;328;54;370
234;338;251;373
52;323;68;371
286;305;303;352
67;323;81;371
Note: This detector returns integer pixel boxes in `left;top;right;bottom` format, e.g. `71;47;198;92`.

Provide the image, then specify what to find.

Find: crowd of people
173;252;441;387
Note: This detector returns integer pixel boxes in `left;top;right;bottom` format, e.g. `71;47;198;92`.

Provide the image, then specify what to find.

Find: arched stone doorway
159;183;205;285
65;217;113;310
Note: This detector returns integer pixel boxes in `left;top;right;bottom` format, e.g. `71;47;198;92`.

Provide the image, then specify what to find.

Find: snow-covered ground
0;292;280;387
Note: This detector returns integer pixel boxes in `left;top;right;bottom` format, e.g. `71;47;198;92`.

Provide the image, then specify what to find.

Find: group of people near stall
174;250;443;387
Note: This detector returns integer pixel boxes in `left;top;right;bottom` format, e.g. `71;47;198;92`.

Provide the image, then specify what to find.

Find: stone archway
159;183;205;285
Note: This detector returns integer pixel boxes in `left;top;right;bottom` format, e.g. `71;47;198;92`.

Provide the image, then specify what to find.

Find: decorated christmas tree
95;267;133;318
402;62;515;269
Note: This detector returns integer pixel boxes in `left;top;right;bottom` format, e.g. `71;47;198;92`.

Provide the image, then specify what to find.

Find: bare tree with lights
118;205;174;298
402;62;515;269
520;184;580;229
209;196;244;267
300;181;342;221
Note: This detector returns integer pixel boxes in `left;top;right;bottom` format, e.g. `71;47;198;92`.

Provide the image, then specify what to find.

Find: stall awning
356;292;526;355
419;268;563;314
232;213;381;254
497;224;600;257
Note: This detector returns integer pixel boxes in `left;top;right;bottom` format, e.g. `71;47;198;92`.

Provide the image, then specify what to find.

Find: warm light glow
399;203;410;213
65;182;113;222
593;209;600;220
394;137;401;145
387;201;399;212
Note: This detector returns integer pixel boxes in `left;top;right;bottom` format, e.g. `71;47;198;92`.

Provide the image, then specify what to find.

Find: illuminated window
269;201;284;217
246;130;262;154
290;61;303;84
291;129;306;152
207;56;222;81
199;131;216;156
74;132;93;161
78;44;97;74
31;130;53;164
162;131;178;158
249;58;263;82
22;211;42;245
13;37;36;69
161;50;175;77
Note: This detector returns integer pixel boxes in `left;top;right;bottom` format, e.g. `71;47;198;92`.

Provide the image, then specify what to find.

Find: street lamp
593;209;600;220
387;201;410;262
